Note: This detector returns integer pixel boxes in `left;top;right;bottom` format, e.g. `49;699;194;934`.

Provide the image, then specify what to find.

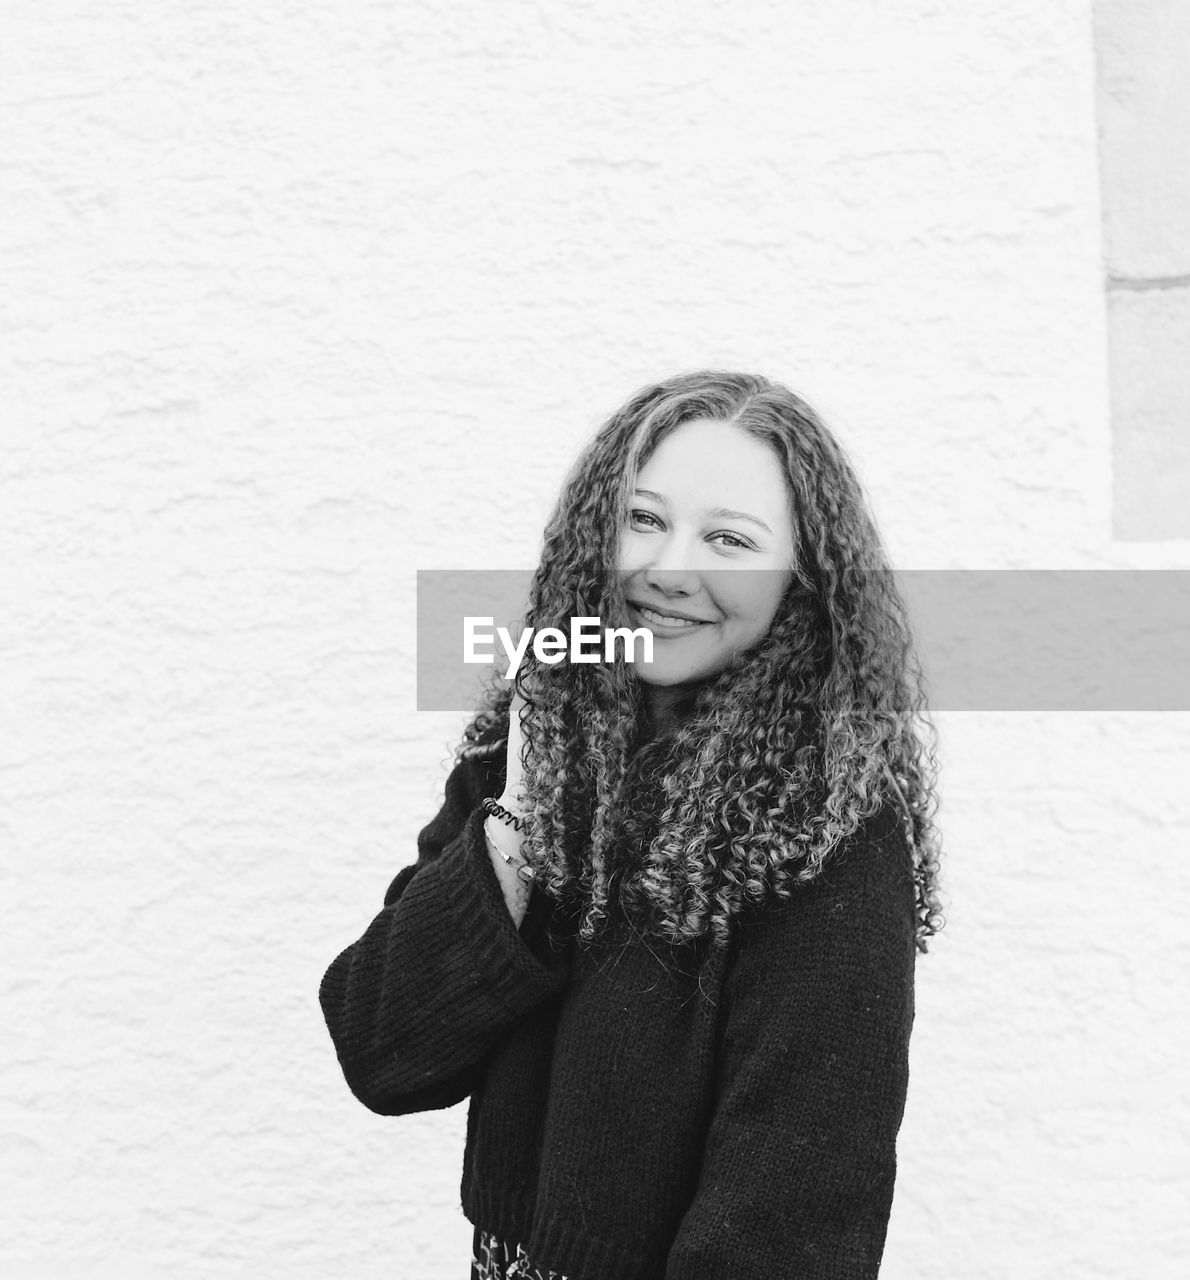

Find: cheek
617;531;649;573
719;584;782;633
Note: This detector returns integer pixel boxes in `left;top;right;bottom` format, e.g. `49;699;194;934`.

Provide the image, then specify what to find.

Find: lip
630;602;713;634
628;600;710;624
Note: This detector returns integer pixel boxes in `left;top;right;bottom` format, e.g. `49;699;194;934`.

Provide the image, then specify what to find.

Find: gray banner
416;569;1190;711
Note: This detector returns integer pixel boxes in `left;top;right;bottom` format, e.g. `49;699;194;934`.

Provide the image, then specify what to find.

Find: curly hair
456;370;944;963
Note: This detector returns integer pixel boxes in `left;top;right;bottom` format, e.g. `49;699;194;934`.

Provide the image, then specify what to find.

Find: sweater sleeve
665;804;917;1280
317;757;569;1116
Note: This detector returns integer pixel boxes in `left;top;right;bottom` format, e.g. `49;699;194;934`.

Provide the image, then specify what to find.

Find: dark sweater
318;755;917;1280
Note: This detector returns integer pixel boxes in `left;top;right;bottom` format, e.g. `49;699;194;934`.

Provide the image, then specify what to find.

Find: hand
488;687;532;929
501;687;528;811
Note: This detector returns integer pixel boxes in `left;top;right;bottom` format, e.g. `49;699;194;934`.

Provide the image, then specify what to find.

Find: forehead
636;417;790;514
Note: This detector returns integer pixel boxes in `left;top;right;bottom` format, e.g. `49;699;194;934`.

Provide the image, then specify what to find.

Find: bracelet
481;796;525;831
483;816;536;884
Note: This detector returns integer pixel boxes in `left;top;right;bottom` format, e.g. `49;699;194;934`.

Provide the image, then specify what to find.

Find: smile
633;604;710;631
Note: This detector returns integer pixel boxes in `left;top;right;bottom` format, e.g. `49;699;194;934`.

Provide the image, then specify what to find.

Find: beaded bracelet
482;818;536;884
481;796;525;831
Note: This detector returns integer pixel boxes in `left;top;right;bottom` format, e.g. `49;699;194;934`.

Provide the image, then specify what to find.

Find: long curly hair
456;370;944;962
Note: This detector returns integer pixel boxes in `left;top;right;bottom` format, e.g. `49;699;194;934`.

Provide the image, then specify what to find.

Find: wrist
484;794;526;831
483;815;534;884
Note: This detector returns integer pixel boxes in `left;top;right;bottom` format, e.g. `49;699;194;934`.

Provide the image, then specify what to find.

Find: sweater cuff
408;802;566;1014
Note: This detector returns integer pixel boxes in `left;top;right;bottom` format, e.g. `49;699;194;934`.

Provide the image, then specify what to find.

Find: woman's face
617;416;796;689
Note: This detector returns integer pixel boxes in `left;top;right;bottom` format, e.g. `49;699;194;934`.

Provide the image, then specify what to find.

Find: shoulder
726;800;917;991
755;799;913;920
815;798;915;913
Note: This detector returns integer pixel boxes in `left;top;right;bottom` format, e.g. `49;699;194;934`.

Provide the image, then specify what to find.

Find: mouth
630;602;713;633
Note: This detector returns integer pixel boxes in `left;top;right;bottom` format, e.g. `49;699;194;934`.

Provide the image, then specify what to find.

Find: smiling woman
620;416;797;725
319;370;945;1280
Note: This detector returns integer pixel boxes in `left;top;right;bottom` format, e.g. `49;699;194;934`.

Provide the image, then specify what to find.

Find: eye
629;509;663;529
709;530;755;551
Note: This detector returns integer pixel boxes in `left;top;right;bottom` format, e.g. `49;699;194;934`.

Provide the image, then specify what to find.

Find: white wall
1094;0;1190;538
3;1;1187;1276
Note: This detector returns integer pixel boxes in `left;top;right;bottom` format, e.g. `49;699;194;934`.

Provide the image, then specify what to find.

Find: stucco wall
3;1;1187;1276
1094;0;1190;538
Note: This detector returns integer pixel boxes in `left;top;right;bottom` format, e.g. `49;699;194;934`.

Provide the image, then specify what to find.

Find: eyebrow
632;488;775;536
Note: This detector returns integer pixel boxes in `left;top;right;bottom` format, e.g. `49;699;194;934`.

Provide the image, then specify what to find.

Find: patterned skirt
470;1225;571;1280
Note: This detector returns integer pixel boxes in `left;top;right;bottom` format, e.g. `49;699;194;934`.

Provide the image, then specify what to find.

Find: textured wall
3;1;1188;1277
1094;0;1190;538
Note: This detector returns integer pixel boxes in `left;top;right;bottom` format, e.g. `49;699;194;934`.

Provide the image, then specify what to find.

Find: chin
636;666;709;687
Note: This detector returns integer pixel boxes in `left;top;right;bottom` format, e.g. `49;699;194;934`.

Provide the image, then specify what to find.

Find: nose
639;535;700;597
643;565;699;597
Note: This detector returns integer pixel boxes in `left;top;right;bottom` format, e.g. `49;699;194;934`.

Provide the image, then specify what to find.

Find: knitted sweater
318;754;917;1280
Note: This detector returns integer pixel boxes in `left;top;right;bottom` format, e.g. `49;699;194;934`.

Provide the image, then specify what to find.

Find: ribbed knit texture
319;755;917;1280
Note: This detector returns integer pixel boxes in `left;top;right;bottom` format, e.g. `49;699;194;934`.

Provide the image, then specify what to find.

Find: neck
641;681;702;738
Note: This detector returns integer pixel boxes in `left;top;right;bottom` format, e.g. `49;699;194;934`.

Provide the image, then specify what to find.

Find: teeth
637;605;702;628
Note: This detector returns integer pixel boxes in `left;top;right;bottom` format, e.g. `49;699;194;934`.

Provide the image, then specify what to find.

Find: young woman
319;370;944;1280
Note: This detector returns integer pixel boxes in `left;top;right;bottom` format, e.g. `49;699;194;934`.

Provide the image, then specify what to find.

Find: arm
665;804;917;1280
317;757;568;1116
